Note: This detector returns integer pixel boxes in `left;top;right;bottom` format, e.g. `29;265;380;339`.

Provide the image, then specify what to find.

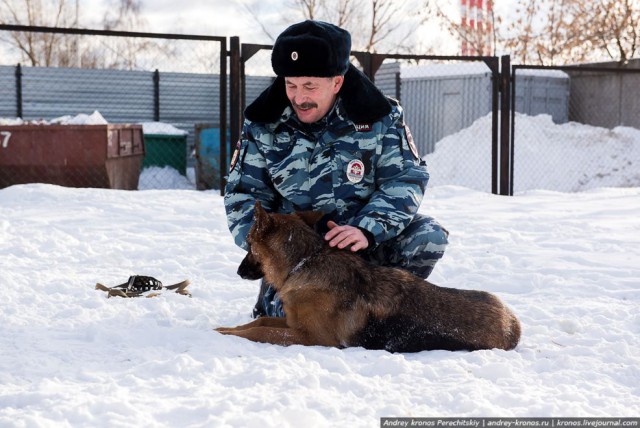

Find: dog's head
247;201;324;244
240;202;324;279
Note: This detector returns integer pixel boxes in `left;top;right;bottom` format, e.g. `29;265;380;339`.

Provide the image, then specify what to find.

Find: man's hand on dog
325;221;369;252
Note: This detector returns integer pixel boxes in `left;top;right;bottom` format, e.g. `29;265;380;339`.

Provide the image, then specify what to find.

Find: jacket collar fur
244;64;392;125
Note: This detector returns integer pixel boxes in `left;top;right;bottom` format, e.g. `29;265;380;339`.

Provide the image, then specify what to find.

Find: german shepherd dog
216;202;521;352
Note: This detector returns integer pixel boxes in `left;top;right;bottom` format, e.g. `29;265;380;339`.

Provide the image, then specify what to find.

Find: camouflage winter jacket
224;65;429;250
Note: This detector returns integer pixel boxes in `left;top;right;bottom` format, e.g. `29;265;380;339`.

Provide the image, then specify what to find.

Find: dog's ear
253;201;274;235
295;210;324;228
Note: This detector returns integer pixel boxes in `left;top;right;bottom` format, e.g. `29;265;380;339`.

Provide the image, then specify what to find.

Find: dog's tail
504;312;522;350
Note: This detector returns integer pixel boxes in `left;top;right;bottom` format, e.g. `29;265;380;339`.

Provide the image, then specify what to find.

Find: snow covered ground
1;113;639;426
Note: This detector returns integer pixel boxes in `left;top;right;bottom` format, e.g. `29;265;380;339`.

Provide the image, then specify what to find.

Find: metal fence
511;63;640;193
1;24;639;195
0;24;227;191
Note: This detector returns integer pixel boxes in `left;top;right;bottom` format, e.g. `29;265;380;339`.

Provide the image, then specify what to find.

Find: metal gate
228;39;514;196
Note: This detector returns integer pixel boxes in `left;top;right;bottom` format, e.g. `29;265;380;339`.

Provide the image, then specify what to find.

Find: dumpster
194;124;230;190
142;133;188;176
0;124;144;190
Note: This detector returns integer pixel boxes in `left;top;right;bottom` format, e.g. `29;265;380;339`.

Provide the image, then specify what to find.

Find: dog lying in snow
216;202;521;352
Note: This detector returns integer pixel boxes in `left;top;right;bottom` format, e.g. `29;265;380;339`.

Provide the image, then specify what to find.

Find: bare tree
428;0;638;65
0;0;79;66
98;0;161;70
293;0;319;20
361;0;400;52
341;0;425;53
502;0;580;66
502;0;540;64
239;0;428;53
570;0;639;63
503;0;638;64
324;0;358;28
0;0;164;69
284;0;357;27
239;4;276;41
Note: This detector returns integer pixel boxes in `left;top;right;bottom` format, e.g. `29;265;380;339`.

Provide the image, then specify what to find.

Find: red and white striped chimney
461;0;468;55
460;0;492;55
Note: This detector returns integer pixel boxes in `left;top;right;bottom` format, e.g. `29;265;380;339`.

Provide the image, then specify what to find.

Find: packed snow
426;113;640;192
0;111;108;126
138;166;196;190
0;112;187;136
401;62;568;79
140;122;189;136
1;111;639;426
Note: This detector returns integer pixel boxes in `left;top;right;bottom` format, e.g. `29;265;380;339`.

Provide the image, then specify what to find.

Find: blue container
195;125;231;190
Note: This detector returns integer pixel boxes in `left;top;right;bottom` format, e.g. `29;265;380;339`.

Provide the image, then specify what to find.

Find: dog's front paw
214;327;233;334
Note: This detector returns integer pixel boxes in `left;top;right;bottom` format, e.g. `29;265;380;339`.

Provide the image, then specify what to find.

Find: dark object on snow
95;275;190;298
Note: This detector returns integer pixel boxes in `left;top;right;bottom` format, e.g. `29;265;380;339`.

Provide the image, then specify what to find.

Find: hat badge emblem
291;51;299;61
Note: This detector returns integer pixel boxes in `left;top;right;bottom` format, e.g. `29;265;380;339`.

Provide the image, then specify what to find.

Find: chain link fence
392;59;499;192
2;26;638;195
0;26;226;191
511;63;640;193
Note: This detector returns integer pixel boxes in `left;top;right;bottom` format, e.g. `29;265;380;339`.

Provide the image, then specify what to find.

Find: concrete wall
567;59;640;128
513;71;570;124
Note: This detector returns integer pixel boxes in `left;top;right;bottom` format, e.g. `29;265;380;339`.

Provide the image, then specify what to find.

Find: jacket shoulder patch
229;140;242;172
404;124;420;160
355;123;372;132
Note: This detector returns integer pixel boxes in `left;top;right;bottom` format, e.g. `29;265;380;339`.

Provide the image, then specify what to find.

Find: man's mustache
292;101;318;110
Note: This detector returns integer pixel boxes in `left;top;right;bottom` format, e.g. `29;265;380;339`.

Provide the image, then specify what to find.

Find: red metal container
0;124;144;190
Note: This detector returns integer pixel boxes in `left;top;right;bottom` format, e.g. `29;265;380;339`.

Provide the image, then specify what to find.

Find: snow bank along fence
510;62;640;194
1;25;639;195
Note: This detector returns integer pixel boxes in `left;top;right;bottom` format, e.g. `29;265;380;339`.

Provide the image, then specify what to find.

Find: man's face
284;76;344;124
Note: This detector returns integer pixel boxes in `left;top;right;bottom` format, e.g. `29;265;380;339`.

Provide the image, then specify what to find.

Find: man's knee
403;214;449;254
402;218;448;278
363;214;448;278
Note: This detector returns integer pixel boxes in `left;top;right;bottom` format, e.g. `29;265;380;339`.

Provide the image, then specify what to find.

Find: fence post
219;38;228;196
499;55;513;196
483;57;500;195
153;69;160;122
510;66;517;197
351;52;387;82
229;36;241;159
15;63;23;118
352;52;372;80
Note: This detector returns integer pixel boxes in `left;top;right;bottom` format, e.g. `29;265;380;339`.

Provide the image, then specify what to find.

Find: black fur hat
271;20;351;77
